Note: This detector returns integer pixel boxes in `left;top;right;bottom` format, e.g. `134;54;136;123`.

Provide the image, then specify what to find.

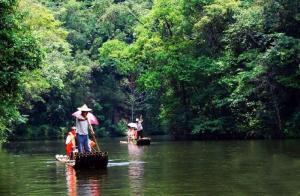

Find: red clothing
89;139;95;150
134;130;138;139
65;131;76;156
66;143;73;157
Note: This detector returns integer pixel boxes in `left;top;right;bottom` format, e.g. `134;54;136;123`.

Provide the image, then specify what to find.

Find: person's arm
87;119;95;135
140;115;143;123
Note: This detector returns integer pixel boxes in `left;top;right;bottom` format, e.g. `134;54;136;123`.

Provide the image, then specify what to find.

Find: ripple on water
108;160;146;167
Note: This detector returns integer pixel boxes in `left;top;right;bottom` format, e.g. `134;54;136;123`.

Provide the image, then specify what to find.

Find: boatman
75;104;95;153
136;116;143;139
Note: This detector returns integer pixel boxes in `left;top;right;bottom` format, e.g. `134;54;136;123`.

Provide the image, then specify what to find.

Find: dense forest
0;0;299;142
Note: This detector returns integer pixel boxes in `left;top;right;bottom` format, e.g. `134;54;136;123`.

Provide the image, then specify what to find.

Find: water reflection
127;144;145;195
65;166;107;196
66;166;77;196
2;139;300;195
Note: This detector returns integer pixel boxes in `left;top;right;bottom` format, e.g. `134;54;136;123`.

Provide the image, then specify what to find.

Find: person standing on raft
136;116;143;139
75;104;95;153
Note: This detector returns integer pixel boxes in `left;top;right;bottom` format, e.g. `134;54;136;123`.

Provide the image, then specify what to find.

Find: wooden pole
88;120;100;151
91;132;100;152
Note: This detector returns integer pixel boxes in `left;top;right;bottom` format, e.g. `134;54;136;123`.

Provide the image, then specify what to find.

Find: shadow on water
3;140;64;154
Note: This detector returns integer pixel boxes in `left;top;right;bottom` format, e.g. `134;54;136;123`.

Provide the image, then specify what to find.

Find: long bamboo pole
88;120;100;151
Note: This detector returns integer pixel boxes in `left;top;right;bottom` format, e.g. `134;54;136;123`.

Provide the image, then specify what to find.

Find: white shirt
137;121;143;131
76;118;89;135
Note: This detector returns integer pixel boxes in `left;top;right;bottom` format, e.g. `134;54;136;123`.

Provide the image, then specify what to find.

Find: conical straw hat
77;104;92;112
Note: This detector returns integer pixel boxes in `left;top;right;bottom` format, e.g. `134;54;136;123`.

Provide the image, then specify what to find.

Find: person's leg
83;135;91;152
77;135;84;153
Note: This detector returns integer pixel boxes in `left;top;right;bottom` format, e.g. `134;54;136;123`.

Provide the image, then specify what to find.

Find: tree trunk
180;83;189;136
266;77;283;138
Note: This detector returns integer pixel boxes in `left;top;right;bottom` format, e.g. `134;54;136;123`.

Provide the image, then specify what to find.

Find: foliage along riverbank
1;0;299;142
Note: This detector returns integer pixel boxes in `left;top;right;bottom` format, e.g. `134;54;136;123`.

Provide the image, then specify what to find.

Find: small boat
56;151;108;169
120;137;151;146
135;137;151;145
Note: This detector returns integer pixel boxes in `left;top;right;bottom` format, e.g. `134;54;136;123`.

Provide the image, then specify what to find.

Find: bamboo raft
56;151;108;169
120;137;151;146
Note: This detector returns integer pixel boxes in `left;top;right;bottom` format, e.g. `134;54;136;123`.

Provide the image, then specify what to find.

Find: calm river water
1;138;300;195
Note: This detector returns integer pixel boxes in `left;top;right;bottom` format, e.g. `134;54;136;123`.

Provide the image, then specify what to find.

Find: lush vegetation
0;0;299;142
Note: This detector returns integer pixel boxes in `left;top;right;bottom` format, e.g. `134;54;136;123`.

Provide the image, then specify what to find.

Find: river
1;138;300;195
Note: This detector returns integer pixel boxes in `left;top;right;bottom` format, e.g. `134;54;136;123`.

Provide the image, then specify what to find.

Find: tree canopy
0;0;299;142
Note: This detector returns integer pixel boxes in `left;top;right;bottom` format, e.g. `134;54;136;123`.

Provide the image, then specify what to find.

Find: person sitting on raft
65;126;77;158
65;126;95;158
127;126;137;141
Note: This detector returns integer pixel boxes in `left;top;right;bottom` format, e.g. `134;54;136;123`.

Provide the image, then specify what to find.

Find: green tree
0;0;42;142
100;0;300;139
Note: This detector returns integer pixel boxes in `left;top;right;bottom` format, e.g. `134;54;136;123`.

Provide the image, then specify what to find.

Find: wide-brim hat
128;122;137;129
77;104;92;112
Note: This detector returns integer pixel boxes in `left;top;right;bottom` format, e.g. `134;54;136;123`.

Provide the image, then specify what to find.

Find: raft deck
120;137;151;145
56;151;108;169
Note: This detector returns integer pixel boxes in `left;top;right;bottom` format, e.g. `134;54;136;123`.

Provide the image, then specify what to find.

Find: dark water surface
1;138;300;195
